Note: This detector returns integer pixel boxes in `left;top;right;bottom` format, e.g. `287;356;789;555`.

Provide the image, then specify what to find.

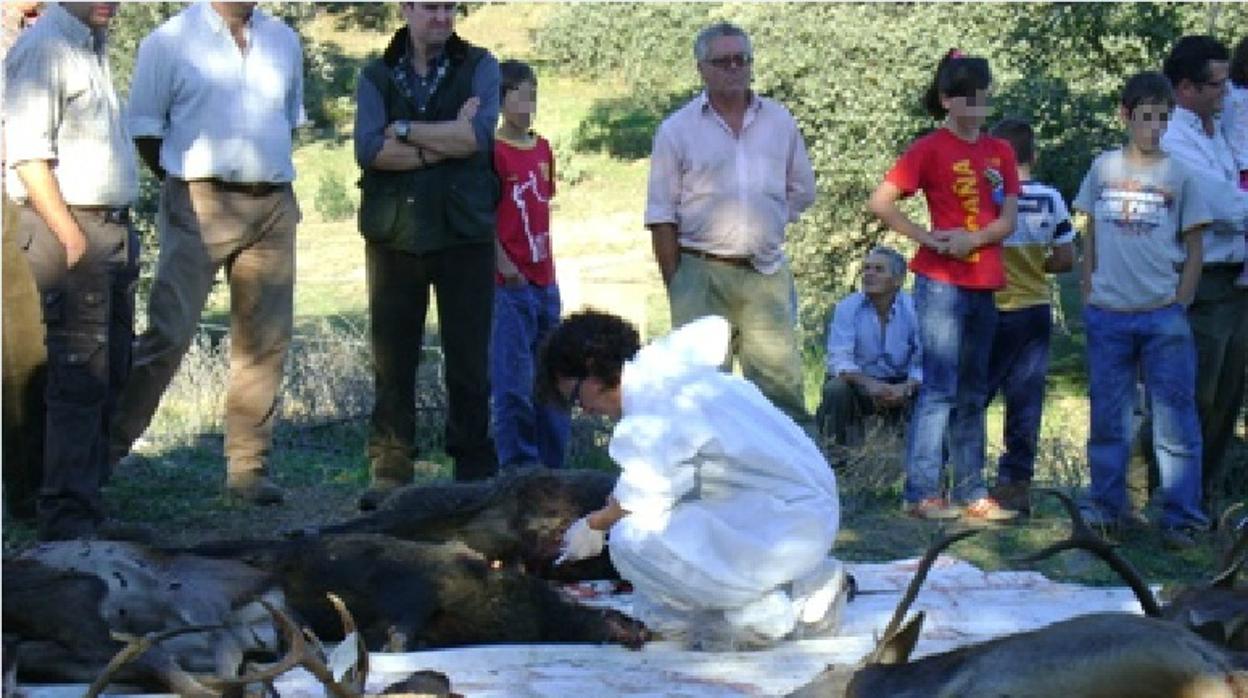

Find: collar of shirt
1171;105;1213;137
195;1;258;43
393;43;449;114
401;41;449;75
696;90;762;133
1168;105;1238;183
197;0;255;31
42;3;100;54
857;292;901;323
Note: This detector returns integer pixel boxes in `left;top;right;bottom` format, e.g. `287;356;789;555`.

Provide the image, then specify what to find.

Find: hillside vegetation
5;4;1243;585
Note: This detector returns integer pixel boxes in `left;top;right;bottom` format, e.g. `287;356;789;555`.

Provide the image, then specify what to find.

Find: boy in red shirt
490;60;570;469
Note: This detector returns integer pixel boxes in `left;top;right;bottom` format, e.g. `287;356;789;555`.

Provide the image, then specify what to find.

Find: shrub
537;2;1245;340
314;172;356;222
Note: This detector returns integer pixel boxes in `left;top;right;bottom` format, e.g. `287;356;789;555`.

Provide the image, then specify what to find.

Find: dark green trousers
366;241;498;483
1187;265;1248;500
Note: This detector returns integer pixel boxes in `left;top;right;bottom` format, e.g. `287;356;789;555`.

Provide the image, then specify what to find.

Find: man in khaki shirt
645;22;817;424
5;1;141;540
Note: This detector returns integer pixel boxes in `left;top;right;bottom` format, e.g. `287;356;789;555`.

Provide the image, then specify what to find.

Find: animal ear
1187;617;1227;647
876;612;924;665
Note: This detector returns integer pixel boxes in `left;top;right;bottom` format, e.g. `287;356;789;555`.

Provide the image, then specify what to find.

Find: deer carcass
4;540;286;693
792;502;1248;698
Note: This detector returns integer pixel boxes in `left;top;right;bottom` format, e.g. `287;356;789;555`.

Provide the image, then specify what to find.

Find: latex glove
555;516;605;566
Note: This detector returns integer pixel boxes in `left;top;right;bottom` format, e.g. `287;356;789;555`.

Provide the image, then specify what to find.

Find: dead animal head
1021;490;1248;650
88;593;371;697
795;512;1248;698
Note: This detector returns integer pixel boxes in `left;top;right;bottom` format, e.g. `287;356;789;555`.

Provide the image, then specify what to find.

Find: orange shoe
904;497;962;520
962;496;1019;523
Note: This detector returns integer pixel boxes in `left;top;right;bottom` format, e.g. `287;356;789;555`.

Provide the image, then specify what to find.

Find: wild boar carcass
192;533;650;651
320;467;619;580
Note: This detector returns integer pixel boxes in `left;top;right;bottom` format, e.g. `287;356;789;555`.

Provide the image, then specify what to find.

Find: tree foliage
539;2;1247;337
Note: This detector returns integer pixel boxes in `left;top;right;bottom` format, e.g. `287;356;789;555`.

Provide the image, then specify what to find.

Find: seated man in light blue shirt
816;247;922;451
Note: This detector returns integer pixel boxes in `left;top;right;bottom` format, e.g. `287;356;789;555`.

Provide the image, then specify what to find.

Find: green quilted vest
356;31;499;253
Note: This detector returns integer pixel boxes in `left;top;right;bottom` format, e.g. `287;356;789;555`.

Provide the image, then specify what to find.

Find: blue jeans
1084;304;1207;529
986;304;1052;484
904;276;997;504
490;283;570;469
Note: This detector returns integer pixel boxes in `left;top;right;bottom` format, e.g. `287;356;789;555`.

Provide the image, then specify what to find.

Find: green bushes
537;2;1247;338
314;172;357;222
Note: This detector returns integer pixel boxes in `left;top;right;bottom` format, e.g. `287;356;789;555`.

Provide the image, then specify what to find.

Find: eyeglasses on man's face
416;2;457;14
562;376;586;410
706;53;752;70
1199;77;1228;91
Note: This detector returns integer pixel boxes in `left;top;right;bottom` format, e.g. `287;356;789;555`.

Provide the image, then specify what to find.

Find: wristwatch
394;120;411;143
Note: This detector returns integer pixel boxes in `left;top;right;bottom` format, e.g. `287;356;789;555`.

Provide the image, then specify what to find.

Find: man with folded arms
5;2;140;539
111;1;306;505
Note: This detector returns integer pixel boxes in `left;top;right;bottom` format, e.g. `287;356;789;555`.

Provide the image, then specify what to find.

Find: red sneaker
904;497;962;520
962;496;1020;523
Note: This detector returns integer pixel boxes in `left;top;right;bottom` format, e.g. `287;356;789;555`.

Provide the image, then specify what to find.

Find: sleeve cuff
5;143;56;163
828;360;858;376
643;208;677;226
127;116;167;138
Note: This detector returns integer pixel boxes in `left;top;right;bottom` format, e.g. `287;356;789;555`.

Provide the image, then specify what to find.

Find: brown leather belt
205;179;284;196
680;246;753;268
65;205;130;225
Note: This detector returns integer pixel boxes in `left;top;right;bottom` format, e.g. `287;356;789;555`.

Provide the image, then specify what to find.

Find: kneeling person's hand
556;516;606;565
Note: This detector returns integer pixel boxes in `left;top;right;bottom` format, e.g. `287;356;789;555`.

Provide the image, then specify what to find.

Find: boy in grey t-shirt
1073;71;1211;547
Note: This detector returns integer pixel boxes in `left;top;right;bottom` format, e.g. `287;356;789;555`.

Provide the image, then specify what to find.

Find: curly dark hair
537;310;641;408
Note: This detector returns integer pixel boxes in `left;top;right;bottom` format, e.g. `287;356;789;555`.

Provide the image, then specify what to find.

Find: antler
86;623;224;697
329;593;369;694
1016;489;1162;617
865;528;979;665
88;595;369;698
1212;503;1248;589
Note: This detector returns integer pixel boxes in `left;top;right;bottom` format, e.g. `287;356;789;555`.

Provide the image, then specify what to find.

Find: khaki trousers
2;198;45;519
111;178;298;477
668;253;809;423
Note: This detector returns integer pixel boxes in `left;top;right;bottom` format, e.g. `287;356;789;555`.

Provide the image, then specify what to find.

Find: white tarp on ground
17;556;1146;698
262;555;1147;697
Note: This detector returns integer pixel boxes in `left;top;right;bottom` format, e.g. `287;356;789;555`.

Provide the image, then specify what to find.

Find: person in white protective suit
539;310;848;648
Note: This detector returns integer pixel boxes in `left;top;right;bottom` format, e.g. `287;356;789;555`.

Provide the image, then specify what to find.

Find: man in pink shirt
644;22;817;425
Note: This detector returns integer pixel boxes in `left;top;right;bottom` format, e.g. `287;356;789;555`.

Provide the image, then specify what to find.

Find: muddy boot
226;468;286;506
358;477;408;511
988;481;1032;517
360;454;412;511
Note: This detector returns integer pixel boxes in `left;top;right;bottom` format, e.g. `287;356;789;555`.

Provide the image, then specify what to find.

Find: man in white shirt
110;1;307;505
816;247;921;450
1160;35;1248;504
645;22;817;426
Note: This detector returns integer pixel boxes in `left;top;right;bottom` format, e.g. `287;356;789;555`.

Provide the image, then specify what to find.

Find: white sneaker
790;557;850;637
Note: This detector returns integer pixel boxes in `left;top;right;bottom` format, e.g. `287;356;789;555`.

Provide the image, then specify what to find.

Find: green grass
10;5;1243;598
